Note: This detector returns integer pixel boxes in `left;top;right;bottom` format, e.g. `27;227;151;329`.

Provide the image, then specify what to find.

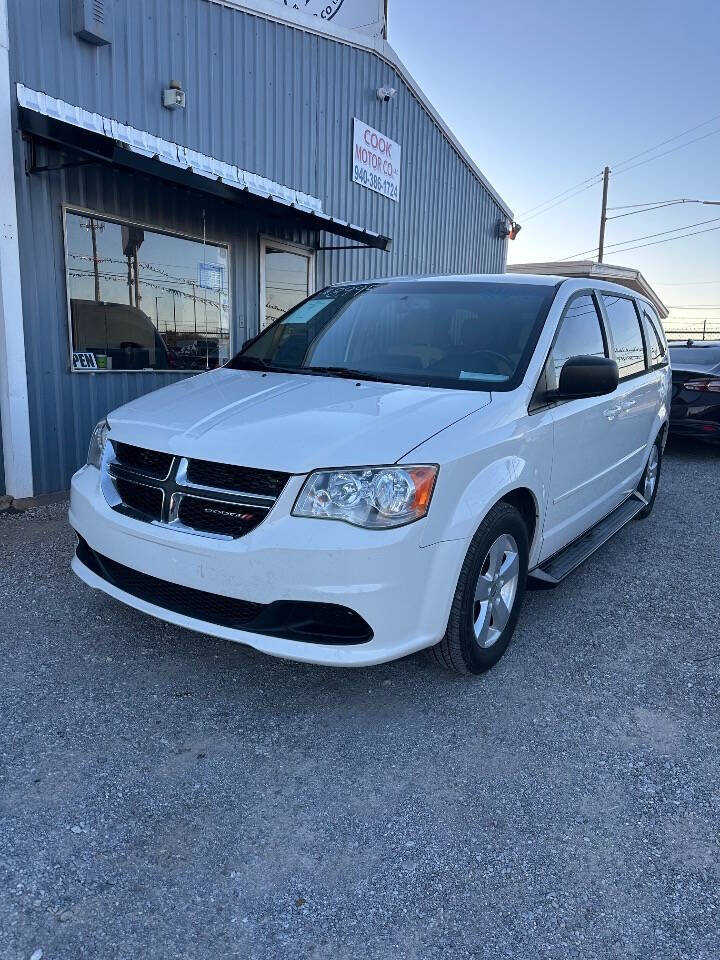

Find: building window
260;238;314;330
65;210;231;372
601;294;647;380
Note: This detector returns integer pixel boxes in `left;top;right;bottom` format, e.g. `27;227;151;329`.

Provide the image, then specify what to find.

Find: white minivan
70;274;670;673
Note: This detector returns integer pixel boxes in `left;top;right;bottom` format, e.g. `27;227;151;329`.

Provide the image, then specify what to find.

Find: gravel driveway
1;438;718;960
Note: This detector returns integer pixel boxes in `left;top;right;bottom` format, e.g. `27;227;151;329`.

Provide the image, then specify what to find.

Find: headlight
292;465;438;529
87;418;110;470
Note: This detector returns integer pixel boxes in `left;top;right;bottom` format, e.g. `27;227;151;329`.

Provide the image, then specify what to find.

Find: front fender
426;455;545;550
406;405;554;567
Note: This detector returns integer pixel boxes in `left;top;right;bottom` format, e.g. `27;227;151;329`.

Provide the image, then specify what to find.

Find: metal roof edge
507;260;669;319
205;0;514;219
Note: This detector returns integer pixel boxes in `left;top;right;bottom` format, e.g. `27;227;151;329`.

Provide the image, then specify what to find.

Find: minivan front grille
104;444;287;539
186;458;289;497
176;496;267;538
114;477;164;522
113;441;173;479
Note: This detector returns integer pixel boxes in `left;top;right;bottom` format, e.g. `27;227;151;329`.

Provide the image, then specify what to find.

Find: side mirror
558;355;619;398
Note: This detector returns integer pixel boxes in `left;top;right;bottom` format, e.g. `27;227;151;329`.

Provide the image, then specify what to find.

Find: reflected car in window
65;210;231;372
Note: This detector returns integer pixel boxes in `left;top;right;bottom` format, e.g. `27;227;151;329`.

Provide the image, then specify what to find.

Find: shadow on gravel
664;434;720;460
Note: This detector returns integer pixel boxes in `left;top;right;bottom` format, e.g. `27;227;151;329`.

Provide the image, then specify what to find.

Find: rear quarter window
602;295;646;379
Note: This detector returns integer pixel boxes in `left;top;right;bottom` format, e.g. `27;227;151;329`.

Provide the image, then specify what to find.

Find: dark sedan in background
669;340;720;442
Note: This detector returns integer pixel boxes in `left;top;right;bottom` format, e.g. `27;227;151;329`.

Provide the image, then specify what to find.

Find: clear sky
388;0;720;335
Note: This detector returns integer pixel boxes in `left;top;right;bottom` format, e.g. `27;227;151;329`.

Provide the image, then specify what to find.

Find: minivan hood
107;368;491;473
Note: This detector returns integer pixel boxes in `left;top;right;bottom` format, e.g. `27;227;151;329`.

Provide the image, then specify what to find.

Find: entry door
260;238;314;330
599;294;658;495
541;293;628;559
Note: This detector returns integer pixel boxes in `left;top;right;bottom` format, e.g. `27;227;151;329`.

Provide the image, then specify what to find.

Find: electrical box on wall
73;0;111;46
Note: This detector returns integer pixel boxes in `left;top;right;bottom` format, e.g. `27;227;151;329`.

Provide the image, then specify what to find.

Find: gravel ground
1;438;718;960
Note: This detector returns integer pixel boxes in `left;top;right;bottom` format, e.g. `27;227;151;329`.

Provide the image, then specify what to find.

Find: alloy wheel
643;445;659;502
472;533;520;649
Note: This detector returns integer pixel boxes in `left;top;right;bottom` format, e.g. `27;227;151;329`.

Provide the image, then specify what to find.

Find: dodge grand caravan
70;275;670;674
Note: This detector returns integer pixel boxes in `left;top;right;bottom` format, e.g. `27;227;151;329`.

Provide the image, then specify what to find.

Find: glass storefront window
65;210;231;372
261;239;313;329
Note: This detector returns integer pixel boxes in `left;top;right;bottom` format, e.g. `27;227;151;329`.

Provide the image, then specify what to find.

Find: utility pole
89;218;100;302
598;166;610;263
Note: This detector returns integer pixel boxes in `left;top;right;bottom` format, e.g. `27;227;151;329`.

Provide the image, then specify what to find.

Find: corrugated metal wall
7;0;509;494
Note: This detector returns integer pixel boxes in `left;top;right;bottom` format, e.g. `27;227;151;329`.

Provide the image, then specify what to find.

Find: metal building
0;0;512;499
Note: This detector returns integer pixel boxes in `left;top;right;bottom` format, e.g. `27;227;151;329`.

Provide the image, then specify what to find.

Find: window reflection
263;246;311;328
602;295;646;379
549;295;607;386
65;211;230;372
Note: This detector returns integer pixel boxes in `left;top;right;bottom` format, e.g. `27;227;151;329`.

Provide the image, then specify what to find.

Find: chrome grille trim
101;445;281;539
175;458;276;505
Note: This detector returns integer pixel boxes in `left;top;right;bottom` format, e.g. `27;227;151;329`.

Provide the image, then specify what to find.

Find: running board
529;492;647;587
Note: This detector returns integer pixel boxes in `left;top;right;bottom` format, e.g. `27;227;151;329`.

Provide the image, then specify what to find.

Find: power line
521;177;604;224
607;200;682;210
516;172;603;218
612;126;720;178
519;110;720;225
657;279;720;285
611;214;720;245
606;199;701;220
558;214;720;261
610;111;720;171
602;222;720;255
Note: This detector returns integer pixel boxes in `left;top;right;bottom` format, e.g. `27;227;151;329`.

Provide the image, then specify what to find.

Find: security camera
376;86;397;102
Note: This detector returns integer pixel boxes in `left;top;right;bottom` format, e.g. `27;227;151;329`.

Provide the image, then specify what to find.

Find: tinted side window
642;304;667;367
602;295;646;379
548;294;606;389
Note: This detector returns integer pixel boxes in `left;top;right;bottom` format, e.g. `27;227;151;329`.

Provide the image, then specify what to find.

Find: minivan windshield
229;280;559;391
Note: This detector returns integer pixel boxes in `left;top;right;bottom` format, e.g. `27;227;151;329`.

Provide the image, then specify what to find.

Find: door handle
603;404;622;420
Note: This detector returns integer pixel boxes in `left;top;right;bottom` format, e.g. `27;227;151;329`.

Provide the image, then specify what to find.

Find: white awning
17;83;391;251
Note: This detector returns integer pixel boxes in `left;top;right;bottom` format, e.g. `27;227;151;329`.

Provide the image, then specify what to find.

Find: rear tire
428;502;529;675
637;436;662;519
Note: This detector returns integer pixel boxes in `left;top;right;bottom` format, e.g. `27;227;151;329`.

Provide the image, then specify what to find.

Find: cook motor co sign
279;0;385;37
352;118;401;203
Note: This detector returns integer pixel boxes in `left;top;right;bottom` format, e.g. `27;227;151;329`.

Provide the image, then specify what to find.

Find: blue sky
388;0;720;334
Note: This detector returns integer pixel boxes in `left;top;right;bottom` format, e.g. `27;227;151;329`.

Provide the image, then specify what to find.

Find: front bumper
69;465;468;666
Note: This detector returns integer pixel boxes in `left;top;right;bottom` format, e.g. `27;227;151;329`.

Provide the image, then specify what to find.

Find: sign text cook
352;118;401;203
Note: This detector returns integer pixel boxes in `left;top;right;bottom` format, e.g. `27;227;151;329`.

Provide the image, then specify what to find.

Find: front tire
428;502;529;675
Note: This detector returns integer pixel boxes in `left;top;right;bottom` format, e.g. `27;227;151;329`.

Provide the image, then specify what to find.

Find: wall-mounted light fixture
163;81;186;110
498;219;522;240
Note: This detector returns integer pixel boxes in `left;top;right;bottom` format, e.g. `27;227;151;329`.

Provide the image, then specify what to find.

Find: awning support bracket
23;134;99;176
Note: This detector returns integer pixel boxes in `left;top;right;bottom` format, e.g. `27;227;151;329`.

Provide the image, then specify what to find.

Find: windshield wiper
303;365;413;385
231;356;274;370
231;356;309;375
